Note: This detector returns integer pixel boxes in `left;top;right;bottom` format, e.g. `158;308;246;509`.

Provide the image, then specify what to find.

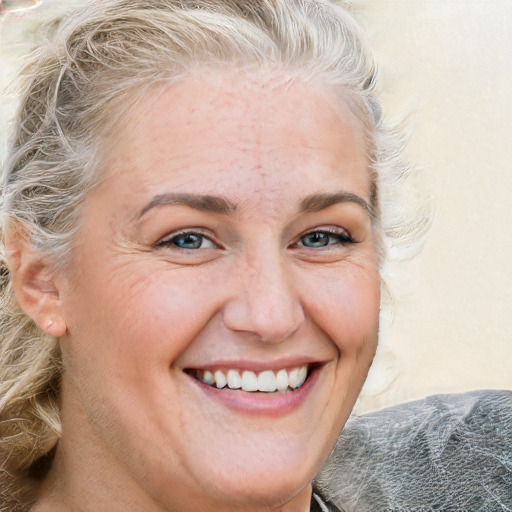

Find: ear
5;227;67;338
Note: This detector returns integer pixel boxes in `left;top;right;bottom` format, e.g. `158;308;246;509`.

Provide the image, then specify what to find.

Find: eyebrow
138;190;372;219
138;193;237;218
299;192;373;216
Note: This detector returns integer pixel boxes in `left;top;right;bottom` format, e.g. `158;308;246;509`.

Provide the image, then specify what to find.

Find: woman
0;1;424;510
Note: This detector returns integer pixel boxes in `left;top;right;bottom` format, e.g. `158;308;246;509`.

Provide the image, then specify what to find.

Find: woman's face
55;71;380;511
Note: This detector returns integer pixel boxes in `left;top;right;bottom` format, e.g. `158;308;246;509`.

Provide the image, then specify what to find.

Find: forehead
99;70;370;213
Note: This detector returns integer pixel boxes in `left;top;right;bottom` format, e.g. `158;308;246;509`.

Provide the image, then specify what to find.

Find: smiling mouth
186;365;313;393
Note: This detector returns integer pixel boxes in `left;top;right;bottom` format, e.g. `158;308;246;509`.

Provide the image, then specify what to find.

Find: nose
222;248;305;343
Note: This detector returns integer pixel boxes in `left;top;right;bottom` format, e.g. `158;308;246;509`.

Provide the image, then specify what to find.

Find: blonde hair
0;0;429;509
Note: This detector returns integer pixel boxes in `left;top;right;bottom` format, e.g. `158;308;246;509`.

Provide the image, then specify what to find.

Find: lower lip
186;366;322;417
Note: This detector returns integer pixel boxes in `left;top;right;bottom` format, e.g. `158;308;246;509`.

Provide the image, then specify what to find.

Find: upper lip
183;357;327;373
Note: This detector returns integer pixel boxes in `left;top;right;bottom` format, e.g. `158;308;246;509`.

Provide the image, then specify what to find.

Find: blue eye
159;233;216;250
300;230;352;248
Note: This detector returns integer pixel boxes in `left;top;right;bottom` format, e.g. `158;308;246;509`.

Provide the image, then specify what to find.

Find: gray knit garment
314;390;511;512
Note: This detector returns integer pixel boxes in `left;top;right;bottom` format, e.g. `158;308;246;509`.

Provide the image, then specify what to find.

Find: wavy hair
0;0;429;509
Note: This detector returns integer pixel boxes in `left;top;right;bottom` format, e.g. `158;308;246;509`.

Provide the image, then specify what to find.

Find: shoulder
314;390;512;511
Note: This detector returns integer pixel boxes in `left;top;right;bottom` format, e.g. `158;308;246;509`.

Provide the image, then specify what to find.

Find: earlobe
42;316;67;338
5;227;67;337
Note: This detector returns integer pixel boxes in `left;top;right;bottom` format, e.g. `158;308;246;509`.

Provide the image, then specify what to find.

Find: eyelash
295;227;354;249
156;230;219;250
156;227;354;251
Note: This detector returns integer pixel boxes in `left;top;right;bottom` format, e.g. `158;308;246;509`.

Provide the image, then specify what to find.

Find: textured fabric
314;390;512;512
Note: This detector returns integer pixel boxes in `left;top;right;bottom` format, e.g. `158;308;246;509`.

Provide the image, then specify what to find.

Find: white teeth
258;370;277;392
214;370;227;389
298;366;308;385
241;371;259;392
227;369;242;389
203;370;215;386
275;369;289;392
288;366;308;389
197;365;310;393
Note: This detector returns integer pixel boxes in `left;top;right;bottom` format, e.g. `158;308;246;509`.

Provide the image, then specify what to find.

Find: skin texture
25;71;380;511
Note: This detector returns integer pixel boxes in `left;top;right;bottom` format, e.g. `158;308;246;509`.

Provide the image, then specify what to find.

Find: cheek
301;264;380;352
303;265;380;452
88;265;224;366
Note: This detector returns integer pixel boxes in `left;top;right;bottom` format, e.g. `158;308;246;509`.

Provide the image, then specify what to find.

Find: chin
186;437;325;509
208;470;313;510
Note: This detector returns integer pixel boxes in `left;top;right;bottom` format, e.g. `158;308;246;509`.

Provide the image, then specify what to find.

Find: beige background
1;0;511;414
